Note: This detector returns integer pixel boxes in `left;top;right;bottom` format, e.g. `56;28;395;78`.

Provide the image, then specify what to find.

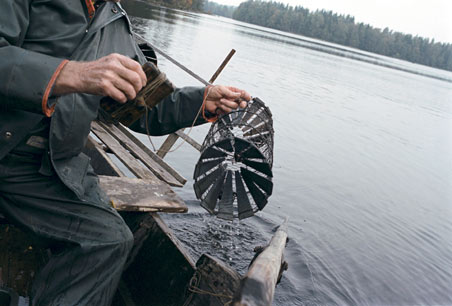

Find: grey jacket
0;1;206;198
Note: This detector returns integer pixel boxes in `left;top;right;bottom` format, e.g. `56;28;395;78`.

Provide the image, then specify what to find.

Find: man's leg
0;153;133;306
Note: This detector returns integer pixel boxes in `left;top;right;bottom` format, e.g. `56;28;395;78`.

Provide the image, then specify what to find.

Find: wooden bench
89;120;188;212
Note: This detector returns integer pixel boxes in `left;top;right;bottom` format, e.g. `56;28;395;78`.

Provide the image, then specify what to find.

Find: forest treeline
146;0;230;15
232;1;451;72
147;0;452;72
147;0;204;10
204;1;234;18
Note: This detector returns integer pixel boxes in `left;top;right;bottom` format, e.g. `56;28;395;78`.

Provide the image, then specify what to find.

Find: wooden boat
0;120;288;306
0;39;288;306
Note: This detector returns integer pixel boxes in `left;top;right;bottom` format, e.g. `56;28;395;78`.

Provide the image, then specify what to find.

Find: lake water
121;1;452;305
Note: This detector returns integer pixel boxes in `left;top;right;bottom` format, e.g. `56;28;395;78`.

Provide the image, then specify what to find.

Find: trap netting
193;97;274;220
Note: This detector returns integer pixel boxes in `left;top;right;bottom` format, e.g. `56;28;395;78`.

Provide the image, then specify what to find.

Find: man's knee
106;211;134;252
121;223;134;251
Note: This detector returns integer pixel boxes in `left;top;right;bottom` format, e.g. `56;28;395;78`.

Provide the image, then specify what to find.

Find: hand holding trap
99;62;175;126
193;98;274;220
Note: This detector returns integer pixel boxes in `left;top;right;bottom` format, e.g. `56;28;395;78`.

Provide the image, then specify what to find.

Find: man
0;0;250;305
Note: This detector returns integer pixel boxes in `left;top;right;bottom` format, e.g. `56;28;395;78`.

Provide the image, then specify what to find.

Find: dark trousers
0;150;133;306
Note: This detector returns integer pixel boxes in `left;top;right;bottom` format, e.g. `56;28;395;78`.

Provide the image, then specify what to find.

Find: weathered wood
100;62;175;127
118;212;197;306
207;49;237;85
97;121;184;187
116;124;187;185
83;136;125;177
233;219;289;306
184;254;241;306
175;130;202;151
91;121;160;181
156;131;182;158
154;127;202;159
99;175;187;213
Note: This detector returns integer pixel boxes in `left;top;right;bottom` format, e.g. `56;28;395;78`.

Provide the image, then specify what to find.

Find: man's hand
204;85;251;115
53;53;147;103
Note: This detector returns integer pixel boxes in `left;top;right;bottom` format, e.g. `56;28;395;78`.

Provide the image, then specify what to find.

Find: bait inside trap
193;98;274;220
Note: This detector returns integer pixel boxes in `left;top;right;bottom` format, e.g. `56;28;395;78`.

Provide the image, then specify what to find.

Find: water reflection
130;16;177;52
121;1;452;305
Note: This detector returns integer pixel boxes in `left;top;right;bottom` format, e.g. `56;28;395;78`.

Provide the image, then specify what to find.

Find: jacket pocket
52;152;91;199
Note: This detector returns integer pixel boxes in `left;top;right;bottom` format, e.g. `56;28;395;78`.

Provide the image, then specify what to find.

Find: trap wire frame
193;98;274;220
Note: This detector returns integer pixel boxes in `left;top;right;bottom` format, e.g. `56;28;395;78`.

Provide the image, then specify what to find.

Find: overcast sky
212;0;452;43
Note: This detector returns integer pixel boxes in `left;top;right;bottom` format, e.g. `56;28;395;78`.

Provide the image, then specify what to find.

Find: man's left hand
204;85;251;116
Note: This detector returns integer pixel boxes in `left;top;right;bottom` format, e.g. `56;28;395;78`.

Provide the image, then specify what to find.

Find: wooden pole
208;49;236;84
233;219;289;306
156;48;237;158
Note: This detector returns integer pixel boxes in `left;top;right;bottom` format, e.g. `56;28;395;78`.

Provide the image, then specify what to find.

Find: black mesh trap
193;97;274;220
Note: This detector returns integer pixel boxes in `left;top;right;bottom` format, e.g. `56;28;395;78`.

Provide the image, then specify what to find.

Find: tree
230;0;452;72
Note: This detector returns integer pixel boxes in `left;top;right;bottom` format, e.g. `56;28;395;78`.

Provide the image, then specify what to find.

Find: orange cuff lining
85;0;96;19
202;85;218;123
42;59;69;117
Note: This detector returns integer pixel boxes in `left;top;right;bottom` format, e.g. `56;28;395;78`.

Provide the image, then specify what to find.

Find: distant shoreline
124;0;452;82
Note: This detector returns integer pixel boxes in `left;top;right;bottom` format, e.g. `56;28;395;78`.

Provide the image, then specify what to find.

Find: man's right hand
53;53;147;103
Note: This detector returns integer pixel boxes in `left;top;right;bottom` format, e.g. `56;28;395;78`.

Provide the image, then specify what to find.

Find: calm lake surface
122;1;452;305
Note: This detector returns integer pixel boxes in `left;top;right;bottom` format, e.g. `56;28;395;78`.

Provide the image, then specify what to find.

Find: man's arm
0;0;67;116
53;54;147;103
0;0;146;116
128;85;251;136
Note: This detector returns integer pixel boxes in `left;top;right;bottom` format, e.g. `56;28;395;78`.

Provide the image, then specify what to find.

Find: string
182;271;233;306
147;85;214;154
143;72;168;151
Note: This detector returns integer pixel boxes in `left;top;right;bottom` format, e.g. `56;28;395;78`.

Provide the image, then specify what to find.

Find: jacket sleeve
0;0;68;116
129;86;209;136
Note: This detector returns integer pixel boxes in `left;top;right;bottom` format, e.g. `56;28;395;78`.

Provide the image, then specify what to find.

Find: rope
188;286;233;301
182;270;234;306
143;72;169;151
149;85;214;154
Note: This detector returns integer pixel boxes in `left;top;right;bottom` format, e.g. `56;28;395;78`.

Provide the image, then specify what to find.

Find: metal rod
135;33;210;86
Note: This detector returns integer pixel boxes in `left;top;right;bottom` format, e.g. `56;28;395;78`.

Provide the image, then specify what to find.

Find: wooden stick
156;49;237;158
209;49;236;84
233;219;289;306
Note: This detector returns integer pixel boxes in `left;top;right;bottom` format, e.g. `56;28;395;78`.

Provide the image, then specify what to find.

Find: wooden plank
156;131;181;159
233;219;289;306
83;136;125;177
155;127;202;158
96;121;184;187
116;124;186;184
117;125;187;185
99;176;187;213
91;121;159;181
175;130;202;151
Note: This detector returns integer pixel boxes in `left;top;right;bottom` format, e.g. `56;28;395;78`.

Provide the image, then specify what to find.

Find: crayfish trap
193;98;274;220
